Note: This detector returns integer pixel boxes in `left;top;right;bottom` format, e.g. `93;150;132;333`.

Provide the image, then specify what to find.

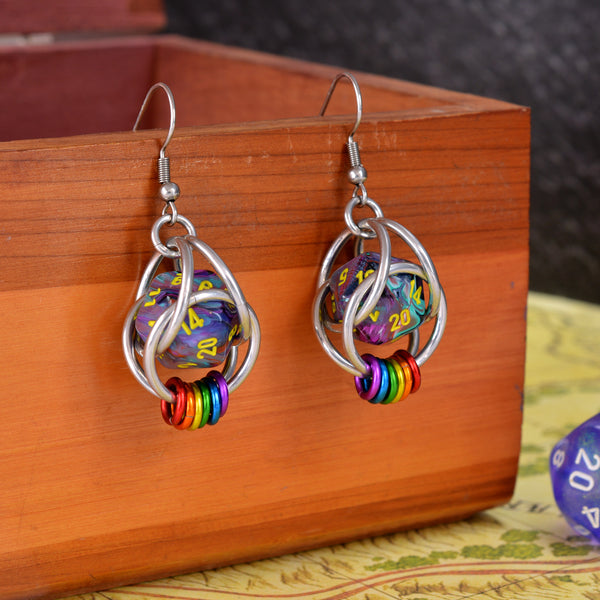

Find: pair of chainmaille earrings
122;74;447;430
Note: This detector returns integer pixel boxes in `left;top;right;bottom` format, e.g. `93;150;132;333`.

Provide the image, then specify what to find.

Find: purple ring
208;370;229;416
354;354;382;401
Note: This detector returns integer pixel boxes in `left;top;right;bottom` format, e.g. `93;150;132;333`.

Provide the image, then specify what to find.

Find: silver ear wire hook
319;72;368;189
133;82;180;209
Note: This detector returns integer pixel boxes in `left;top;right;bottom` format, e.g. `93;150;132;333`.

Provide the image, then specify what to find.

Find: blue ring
205;377;222;425
370;358;390;404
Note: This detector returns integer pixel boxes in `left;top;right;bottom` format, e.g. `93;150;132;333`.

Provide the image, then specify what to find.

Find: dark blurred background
164;0;600;303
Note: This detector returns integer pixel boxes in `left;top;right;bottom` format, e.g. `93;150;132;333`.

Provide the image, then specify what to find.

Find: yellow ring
388;358;405;403
188;382;204;430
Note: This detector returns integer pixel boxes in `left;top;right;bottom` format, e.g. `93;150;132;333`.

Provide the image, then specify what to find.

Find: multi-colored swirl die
135;269;241;369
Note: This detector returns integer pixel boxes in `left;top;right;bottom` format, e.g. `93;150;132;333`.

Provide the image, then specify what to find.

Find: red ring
394;350;421;393
162;377;187;425
160;389;177;425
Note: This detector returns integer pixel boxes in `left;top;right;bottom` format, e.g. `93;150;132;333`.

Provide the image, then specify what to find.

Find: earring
122;83;260;429
312;73;447;404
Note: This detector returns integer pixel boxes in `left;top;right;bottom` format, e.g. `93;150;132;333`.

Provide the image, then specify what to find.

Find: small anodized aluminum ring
206;378;222;425
208;370;229;416
395;349;421;393
354;353;382;400
369;357;390;404
162;377;187;425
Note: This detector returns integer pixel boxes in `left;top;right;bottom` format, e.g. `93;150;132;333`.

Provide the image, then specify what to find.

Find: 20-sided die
550;413;600;541
330;252;427;345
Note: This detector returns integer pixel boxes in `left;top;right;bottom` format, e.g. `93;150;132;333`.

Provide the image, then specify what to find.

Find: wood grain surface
0;37;529;599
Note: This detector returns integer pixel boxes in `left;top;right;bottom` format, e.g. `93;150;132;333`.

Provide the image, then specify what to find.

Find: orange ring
399;360;414;400
395;356;413;402
395;349;421;393
173;383;196;430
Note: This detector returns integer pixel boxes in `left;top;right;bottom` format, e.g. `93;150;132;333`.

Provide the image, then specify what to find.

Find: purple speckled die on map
330;252;427;345
135;270;240;369
550;413;600;541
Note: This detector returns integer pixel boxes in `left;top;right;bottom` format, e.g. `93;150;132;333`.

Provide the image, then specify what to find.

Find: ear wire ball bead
370;358;390;404
354;354;382;401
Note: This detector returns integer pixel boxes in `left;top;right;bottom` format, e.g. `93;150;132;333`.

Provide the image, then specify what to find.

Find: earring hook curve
133;82;176;159
319;72;363;141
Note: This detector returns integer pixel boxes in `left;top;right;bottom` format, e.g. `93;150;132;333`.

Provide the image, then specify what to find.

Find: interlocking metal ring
313;215;446;378
122;234;260;403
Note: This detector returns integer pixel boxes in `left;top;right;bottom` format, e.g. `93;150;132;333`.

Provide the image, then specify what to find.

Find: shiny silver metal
133;82;176;160
122;235;261;402
140;289;260;401
344;193;384;237
312;214;446;376
133;82;181;210
340;260;446;373
319;72;362;140
123;82;260;406
160;182;181;202
316;218;391;326
313;72;446;387
150;213;197;258
319;72;369;191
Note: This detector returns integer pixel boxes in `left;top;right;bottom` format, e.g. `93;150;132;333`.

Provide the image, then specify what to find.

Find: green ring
388;358;406;403
198;381;212;428
382;359;399;404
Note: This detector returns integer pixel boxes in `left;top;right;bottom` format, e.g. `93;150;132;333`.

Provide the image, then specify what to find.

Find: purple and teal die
135;269;241;369
330;252;427;345
550;413;600;541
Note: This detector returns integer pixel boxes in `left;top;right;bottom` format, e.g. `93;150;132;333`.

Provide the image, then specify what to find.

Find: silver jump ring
341;261;446;373
122;296;159;396
156;237;195;354
140;290;260;401
376;217;442;319
344;195;384;239
151;214;197;258
161;200;179;225
317;220;392;327
185;235;252;340
312;274;421;377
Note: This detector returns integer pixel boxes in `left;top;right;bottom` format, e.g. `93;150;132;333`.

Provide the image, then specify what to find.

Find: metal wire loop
151;214;197;258
161;200;179;225
312;215;445;376
344;194;384;238
133;82;176;160
319;72;363;142
122;234;260;402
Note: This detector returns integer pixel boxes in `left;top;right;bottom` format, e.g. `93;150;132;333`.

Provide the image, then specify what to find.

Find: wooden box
0;4;530;599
